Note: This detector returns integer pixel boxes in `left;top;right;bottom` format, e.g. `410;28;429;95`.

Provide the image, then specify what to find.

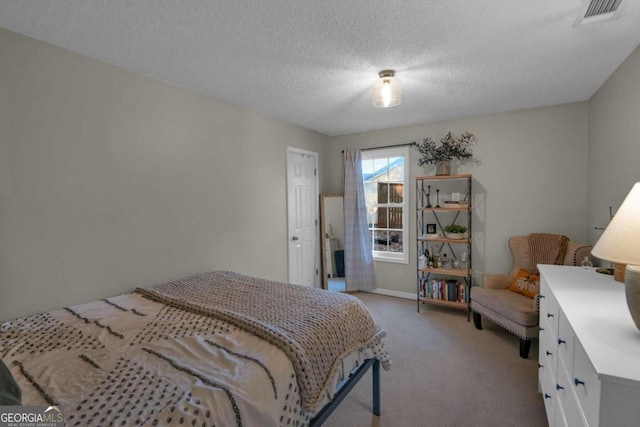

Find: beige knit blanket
136;271;390;412
528;233;569;273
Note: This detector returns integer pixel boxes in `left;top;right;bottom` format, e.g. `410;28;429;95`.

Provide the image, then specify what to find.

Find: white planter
445;232;465;240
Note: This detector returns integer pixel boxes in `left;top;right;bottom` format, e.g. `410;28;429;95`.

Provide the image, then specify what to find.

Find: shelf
416;173;472;180
418;237;471;244
418;207;471;212
416;174;472;314
418;267;470;277
418;298;468;310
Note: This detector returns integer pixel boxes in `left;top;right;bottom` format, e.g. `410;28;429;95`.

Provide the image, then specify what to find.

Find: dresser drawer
541;326;558;371
557;310;574;370
573;339;601;425
541;291;560;341
539;318;554;368
553;399;568;427
539;282;551;321
540;355;557;426
557;359;587;427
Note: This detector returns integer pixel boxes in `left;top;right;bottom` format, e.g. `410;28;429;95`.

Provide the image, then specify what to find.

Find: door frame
286;146;319;287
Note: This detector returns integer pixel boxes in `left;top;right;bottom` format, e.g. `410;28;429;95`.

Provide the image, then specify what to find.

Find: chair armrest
564;241;592;266
483;273;513;289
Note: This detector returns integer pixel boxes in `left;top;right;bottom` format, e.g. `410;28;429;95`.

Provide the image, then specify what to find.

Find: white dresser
538;265;640;427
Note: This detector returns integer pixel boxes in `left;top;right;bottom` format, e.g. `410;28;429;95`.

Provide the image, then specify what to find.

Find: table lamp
591;182;640;330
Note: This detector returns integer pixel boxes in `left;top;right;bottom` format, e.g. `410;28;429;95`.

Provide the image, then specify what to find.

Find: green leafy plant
415;132;477;166
443;224;467;234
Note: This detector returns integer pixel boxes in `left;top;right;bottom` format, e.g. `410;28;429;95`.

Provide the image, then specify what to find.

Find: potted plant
443;224;467;240
415;132;477;175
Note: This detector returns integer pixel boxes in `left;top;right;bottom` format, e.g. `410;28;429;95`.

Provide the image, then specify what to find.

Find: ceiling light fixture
372;69;401;108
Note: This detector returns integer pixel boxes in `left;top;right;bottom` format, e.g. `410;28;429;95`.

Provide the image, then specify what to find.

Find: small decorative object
581;256;593;269
425;224;437;234
426;185;432;208
443;224;467;240
415;131;478;176
591;182;640;330
596;267;614;275
436;189;441;208
419;254;428;270
442;253;450;269
595;206;615;276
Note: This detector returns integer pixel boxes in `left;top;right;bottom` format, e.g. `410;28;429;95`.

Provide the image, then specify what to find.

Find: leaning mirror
320;194;345;291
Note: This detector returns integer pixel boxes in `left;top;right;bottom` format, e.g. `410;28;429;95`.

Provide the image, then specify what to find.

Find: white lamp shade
372;74;401;108
592;182;640;265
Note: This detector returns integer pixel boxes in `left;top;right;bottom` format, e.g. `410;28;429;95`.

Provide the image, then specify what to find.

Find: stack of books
419;278;468;303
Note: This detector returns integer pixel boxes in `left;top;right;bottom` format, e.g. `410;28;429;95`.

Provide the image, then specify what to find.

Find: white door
287;148;318;287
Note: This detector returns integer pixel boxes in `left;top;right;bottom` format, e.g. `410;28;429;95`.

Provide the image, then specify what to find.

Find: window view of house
361;148;409;263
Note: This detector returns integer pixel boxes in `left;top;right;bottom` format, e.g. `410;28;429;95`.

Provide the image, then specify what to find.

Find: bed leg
373;358;380;416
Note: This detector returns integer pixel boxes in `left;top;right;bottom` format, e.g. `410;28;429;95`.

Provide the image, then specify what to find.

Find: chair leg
519;338;532;359
472;311;483;330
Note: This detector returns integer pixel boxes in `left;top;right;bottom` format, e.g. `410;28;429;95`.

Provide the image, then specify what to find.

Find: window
361;147;409;263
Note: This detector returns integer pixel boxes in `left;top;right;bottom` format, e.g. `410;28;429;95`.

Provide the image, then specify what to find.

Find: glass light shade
372;72;401;108
591;182;640;265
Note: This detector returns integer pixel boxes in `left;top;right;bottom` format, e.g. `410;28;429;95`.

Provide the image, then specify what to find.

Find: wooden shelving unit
416;174;472;312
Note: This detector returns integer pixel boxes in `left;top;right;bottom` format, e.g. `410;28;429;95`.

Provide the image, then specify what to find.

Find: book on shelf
457;283;467;303
446;280;458;302
419;277;427;297
428;280;443;300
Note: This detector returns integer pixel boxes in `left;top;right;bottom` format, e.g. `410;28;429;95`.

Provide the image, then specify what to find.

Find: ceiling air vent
575;0;624;25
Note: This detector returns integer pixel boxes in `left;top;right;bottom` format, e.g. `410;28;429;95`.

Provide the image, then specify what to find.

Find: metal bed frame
309;358;381;426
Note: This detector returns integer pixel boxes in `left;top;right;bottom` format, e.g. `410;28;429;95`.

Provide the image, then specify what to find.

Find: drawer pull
574;378;585;387
547;313;554;318
539;295;546;299
546;351;553;356
544;393;551;400
558;338;566;345
538;363;543;368
539;327;545;332
556;384;564;391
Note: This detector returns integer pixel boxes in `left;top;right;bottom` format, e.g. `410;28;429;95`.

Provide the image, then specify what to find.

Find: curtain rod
341;141;416;153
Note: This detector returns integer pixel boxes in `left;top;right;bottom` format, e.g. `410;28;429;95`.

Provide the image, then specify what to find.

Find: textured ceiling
1;1;640;136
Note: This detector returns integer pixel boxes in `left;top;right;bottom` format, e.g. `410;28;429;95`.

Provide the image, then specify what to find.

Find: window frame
361;146;410;264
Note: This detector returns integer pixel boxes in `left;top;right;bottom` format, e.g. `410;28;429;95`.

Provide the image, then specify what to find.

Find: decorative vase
435;160;452;176
625;265;640;330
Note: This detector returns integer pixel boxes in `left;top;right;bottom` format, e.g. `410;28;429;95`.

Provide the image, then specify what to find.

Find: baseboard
365;288;415;300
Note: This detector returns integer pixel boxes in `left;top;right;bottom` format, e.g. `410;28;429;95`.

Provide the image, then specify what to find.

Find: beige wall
0;29;329;322
587;45;640;247
2;27;638;319
328;103;589;295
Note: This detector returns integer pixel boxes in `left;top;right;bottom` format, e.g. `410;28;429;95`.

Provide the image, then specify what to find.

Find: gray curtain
343;150;376;291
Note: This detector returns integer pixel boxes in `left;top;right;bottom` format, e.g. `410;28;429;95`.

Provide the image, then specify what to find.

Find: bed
0;271;390;426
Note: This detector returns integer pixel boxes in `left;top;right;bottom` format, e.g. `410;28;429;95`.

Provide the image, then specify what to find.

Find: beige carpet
323;293;548;427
